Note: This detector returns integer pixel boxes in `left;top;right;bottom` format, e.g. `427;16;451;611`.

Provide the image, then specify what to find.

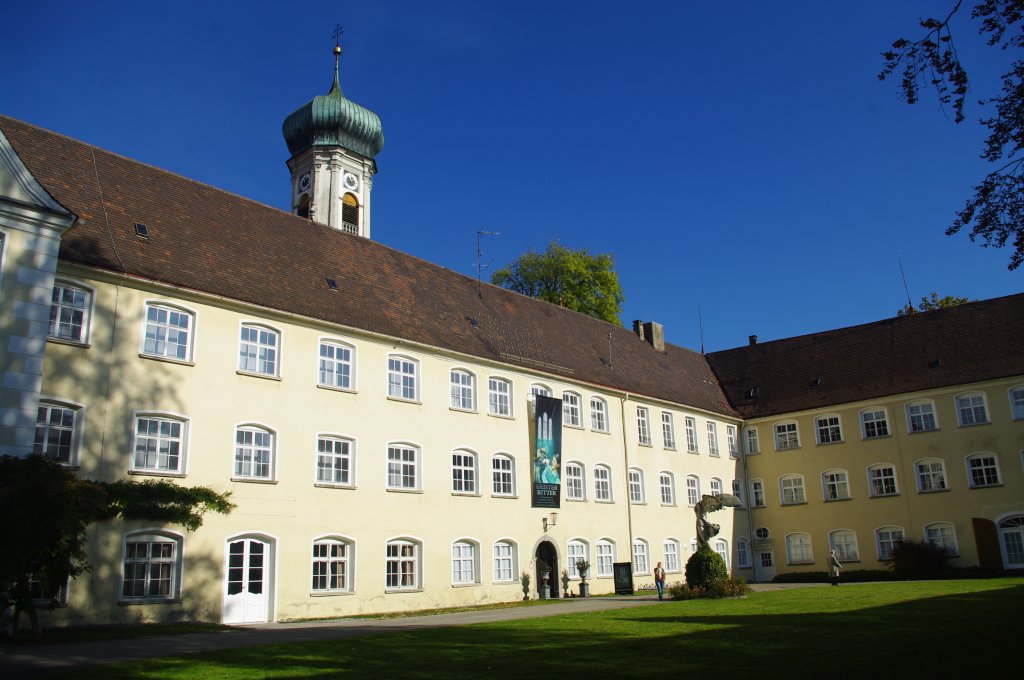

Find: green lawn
67;579;1023;679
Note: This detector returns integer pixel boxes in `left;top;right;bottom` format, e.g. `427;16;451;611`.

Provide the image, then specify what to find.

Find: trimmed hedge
685;546;728;589
771;566;1002;584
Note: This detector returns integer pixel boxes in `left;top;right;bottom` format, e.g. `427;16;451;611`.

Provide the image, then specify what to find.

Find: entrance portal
536;541;559;598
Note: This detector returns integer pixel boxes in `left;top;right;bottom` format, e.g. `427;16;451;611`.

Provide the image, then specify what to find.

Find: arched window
387;442;420;491
785;533;813;565
906;400;938;432
998;516;1024;568
565;462;585;500
876;526;905;560
531;384;551;400
594;465;613;502
121;529;183;601
629;468;645;504
732;479;744;506
492;454;515;497
714;539;729;565
34;398;85;466
736;538;751;568
780;474;806;505
686;475;700;506
773;421;800;450
955;392;989;426
567;539;590;577
493;540;518;582
452;539;480;585
1009;385;1024;420
311;536;353;593
966;453;1001;487
596;539;616;576
451;449;478;494
239;323;280;377
387;355;419;401
822;469;851;501
590;397;609;432
750;479;766;507
131;412;189;475
663;538;681;572
234;424;275;481
867;464;899;497
709;477;722;496
562;391;582;427
450;369;475;411
659;472;676;506
489;377;513;417
632;538;650;574
142;302;195;362
924;522;958;556
829;529;859;561
815;414;843;444
319;339;356;390
48;279;94;344
860;407;890;439
342;192;359;231
316;435;355;486
915;458;948;492
386;538;421;590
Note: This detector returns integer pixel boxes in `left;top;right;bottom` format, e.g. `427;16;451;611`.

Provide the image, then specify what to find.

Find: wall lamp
542;512;558;532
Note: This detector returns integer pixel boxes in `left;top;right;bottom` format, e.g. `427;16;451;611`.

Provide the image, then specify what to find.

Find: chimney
639;321;665;352
748;334;758;346
632;320;644;338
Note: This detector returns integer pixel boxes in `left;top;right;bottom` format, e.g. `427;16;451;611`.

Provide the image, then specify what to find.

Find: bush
668;577;751;600
685;546;728;590
890;539;948;577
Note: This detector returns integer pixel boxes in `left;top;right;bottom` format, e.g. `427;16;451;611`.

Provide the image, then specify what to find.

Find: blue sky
3;1;1020;352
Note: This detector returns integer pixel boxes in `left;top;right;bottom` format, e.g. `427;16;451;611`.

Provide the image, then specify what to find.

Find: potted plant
560;568;570;596
520;571;531;601
576;559;591;579
536;559;551;599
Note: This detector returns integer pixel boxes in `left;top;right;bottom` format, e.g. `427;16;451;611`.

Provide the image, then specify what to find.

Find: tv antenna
476;229;500;294
897;256;914;312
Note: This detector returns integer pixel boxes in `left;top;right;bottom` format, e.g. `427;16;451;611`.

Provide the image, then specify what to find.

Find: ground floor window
122;532;181;600
387;540;420;590
312;539;350;593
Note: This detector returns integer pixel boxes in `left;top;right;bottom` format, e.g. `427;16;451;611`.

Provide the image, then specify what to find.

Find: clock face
343;172;359;191
298;173;311;192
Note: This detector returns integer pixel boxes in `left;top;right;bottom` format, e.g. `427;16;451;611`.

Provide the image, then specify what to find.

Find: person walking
654;561;667;600
828;549;842;586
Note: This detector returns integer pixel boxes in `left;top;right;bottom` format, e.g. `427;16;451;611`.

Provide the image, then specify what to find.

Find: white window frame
686;475;700;507
876;526;905;561
636;406;652;446
684;416;699;453
451;449;479;495
664;539;681;572
596;539;615;577
736;538;751;568
530;384;552;400
388;355;419;402
706;421;720;456
590;396;609;432
386;538;421;591
966;453;1001;488
565;462;585;501
594;464;612;502
233;424;275;481
750;479;766;507
318;339;355;391
567;539;589;578
822;469;851;501
659;471;676;506
311;536;353;594
829;529;859;561
131;412;189;475
815;414;843;444
743;427;759;454
489;377;513;417
238;322;280;378
906;400;938;433
955;392;989;427
785;533;813;565
632;538;650;574
562;391;581;427
388;443;420;491
493;540;518;583
661;412;676;449
33;398;85;466
628;467;645;504
726;424;738;458
714;539;729;565
48;279;94;345
774;421;800;450
1010;385;1024;420
867;464;899;497
732;479;745;506
780;474;806;505
924;522;959;556
120;530;183;601
492;454;515;497
710;477;722;496
449;369;476;411
451;539;480;586
860;408;890;439
141;302;195;362
316;435;355;487
915;458;948;493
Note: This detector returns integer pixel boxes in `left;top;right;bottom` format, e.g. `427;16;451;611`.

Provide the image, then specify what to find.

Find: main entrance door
1000;515;1024;568
536;541;559;598
223;538;270;624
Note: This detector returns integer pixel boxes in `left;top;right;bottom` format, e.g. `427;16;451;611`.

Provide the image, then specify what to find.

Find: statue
695;493;741;550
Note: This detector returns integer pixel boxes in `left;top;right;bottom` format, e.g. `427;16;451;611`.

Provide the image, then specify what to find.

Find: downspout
618;392;634;578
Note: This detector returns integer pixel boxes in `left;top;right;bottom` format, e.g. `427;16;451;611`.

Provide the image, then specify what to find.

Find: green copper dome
282;51;384;159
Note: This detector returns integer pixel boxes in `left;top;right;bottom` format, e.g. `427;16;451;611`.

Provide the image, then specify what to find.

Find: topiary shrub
685;546;728;590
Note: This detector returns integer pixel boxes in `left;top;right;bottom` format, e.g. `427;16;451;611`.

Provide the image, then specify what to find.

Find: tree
491;242;625;324
880;1;1024;269
0;455;234;638
896;291;973;315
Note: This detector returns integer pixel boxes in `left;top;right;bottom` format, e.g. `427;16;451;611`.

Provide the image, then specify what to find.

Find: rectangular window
925;525;957;555
861;409;889;438
659;473;675;505
907;403;937;432
786;535;813;564
916;460;947;492
122;538;176;599
684;417;698;453
143;304;193;361
234;427;273;479
386;542;418;589
388;445;418;490
869;466;898;496
706;422;719;456
664;541;680;572
567;542;587;578
590;398;608;432
726;425;738;458
661;412;676;449
774;423;799;450
493;543;513;581
632;541;650;574
48;283;91;343
744;428;759;454
450;370;474;410
452;451;477;493
388;357;418;401
562;392;580;427
636;407;651;445
489;378;512;416
823;470;850;500
1012;387;1024;420
816;416;842;444
34;403;78;464
492;456;514;496
312;541;349;592
452;543;476;584
956;394;988;426
686;476;699;506
132;416;184;473
594;466;611;502
566;464;584;500
781;476;806;505
239;325;278;376
968;455;1000;487
628;469;644;503
319;342;353;390
316;436;352;485
596;542;614;577
877;528;904;560
751;480;766;507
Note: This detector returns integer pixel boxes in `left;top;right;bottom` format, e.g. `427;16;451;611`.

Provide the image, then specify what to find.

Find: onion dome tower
282;41;384;237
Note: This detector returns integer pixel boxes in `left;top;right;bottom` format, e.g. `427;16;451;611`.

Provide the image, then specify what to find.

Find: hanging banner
532;394;562;508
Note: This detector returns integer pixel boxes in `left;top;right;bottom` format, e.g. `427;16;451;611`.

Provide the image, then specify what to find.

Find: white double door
223;538;270;624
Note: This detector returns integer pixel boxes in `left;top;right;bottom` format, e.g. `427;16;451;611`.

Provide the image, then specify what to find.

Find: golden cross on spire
333;23;344;54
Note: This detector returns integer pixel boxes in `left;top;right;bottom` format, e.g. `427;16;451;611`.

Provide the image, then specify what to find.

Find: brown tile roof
0;115;737;417
706;293;1024;418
